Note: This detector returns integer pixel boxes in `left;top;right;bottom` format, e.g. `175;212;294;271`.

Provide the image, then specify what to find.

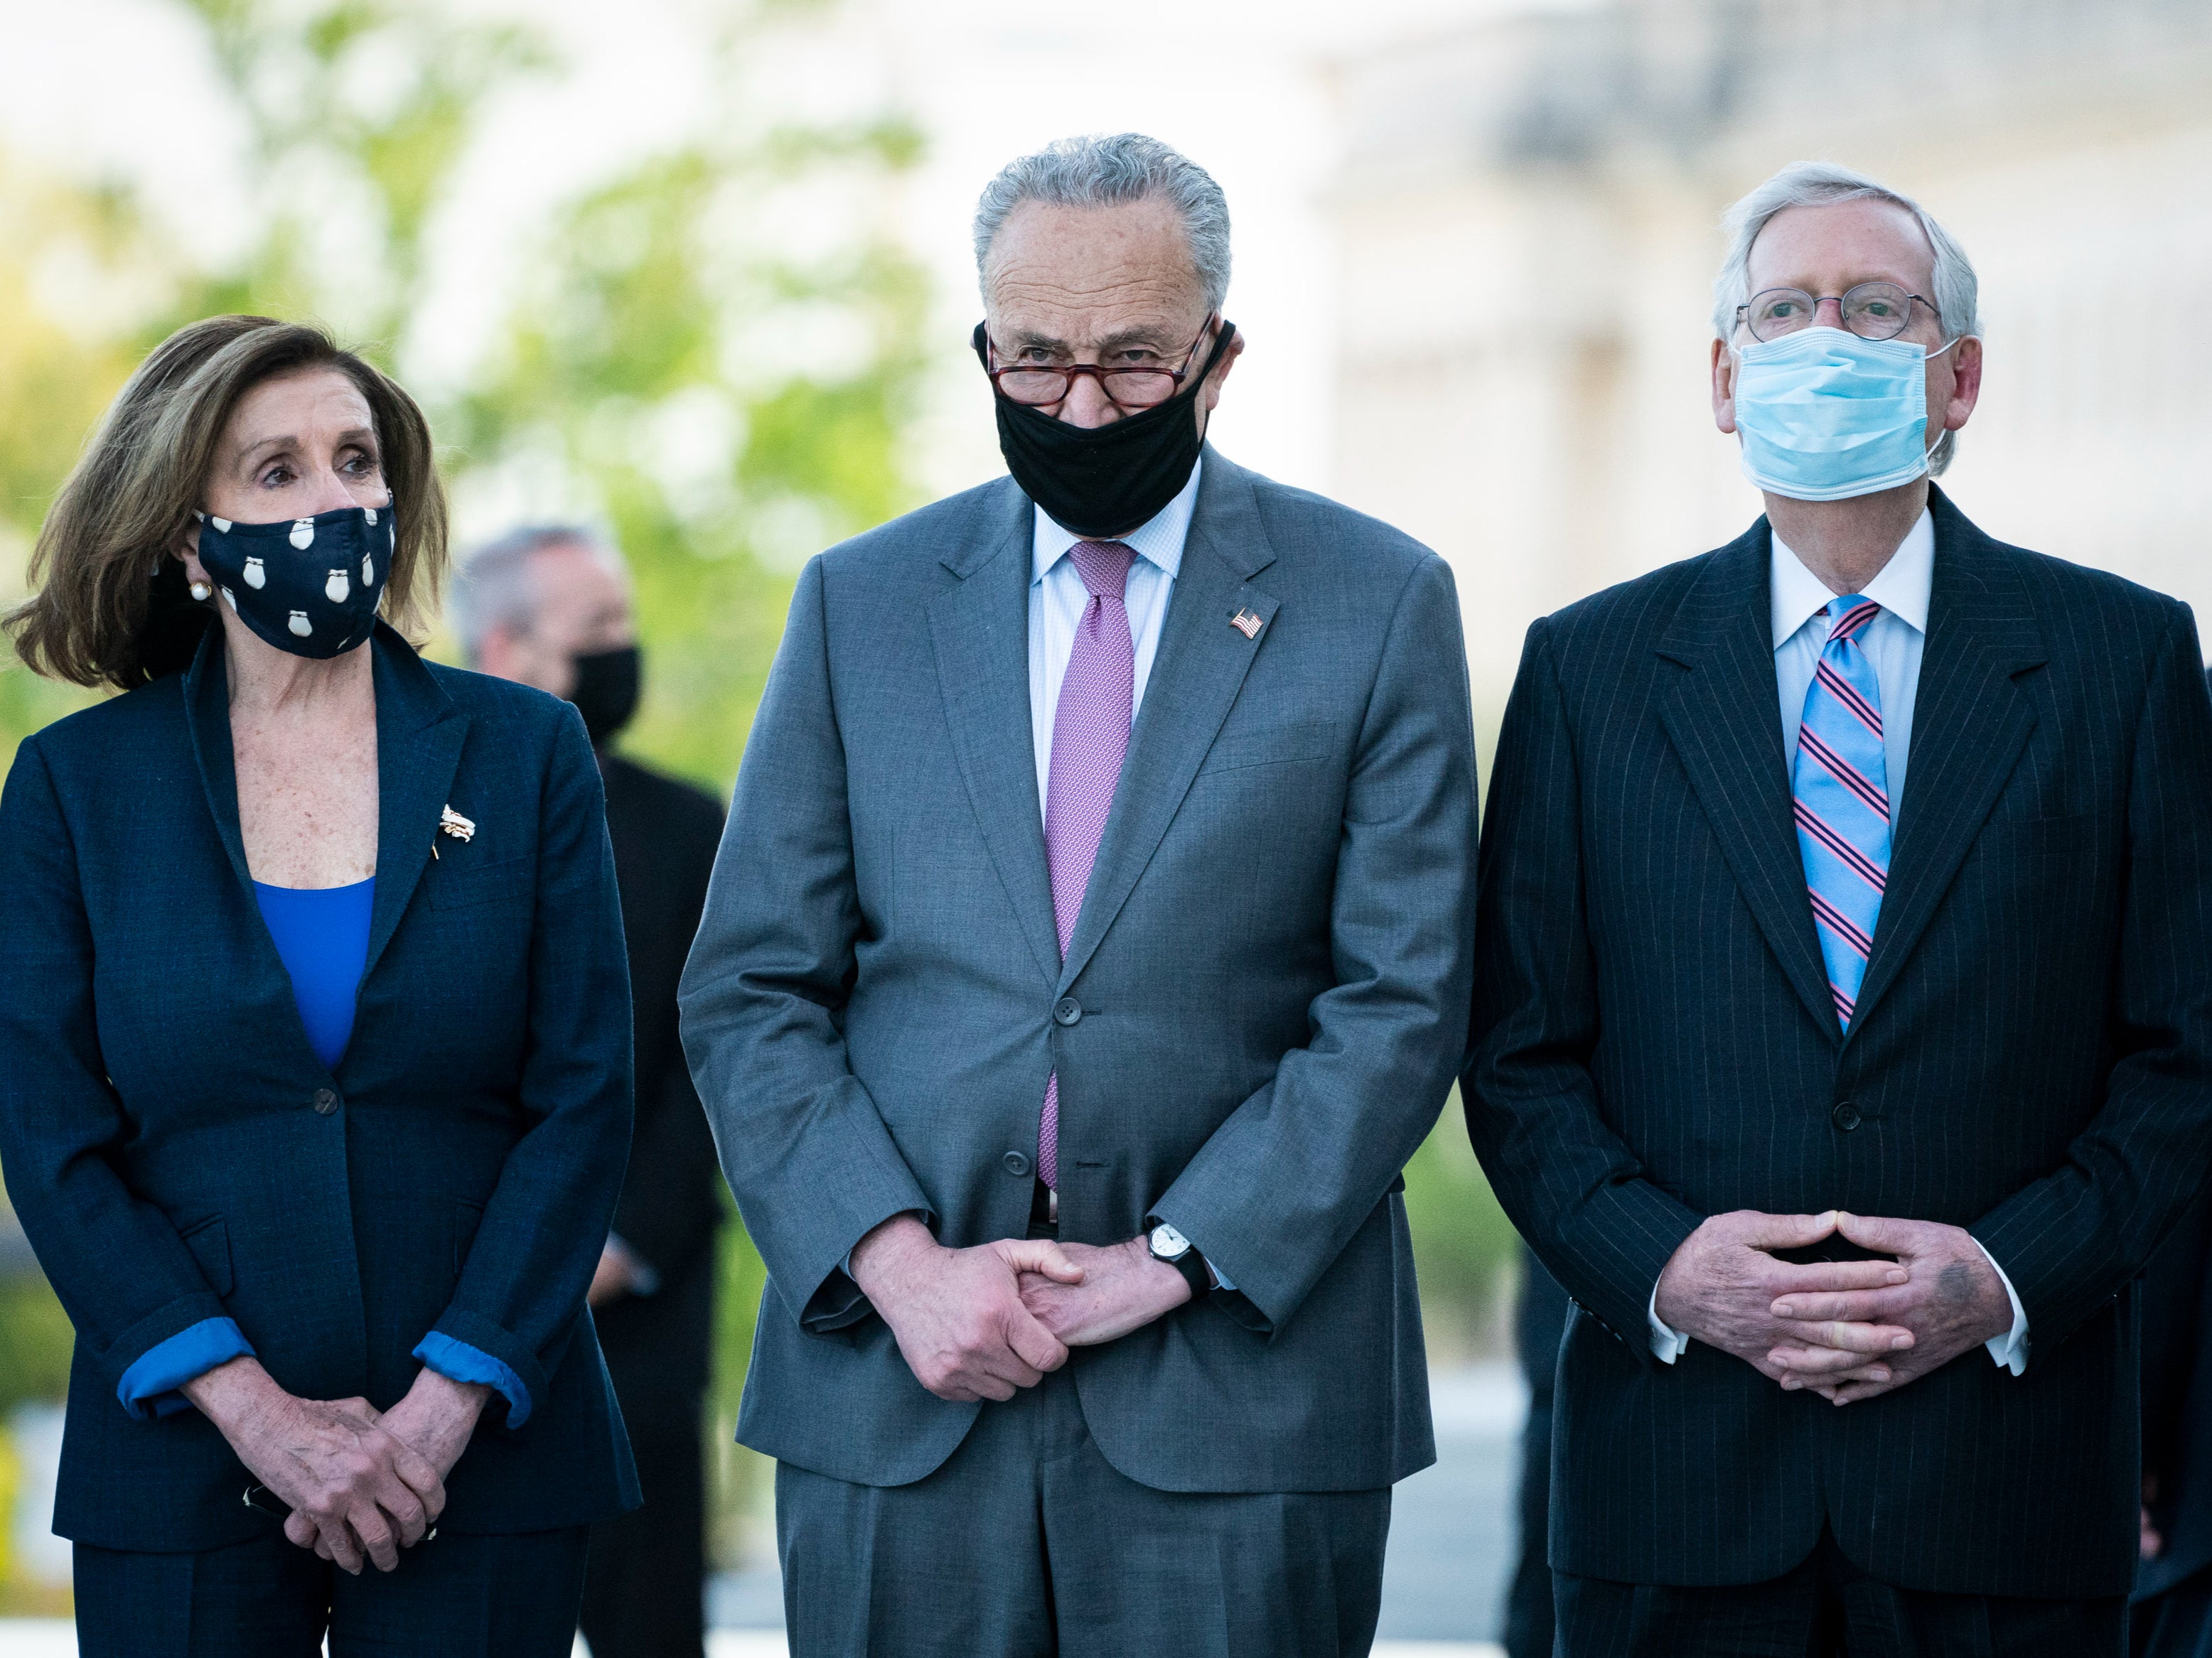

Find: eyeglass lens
1746;282;1920;343
994;365;1182;408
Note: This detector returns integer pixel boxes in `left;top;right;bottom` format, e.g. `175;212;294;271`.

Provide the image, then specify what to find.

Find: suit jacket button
1002;1151;1032;1178
1832;1100;1862;1131
1053;998;1083;1027
313;1088;340;1115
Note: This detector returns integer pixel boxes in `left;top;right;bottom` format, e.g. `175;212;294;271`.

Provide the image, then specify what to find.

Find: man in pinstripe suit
1467;160;2212;1654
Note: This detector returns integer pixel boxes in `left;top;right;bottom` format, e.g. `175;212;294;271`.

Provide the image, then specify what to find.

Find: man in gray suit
678;132;1478;1655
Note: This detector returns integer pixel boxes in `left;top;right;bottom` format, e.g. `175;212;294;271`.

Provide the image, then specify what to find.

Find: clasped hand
1654;1209;2013;1406
183;1357;488;1573
850;1217;1191;1404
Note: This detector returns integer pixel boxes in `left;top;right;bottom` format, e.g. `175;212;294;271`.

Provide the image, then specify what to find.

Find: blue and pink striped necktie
1793;596;1889;1031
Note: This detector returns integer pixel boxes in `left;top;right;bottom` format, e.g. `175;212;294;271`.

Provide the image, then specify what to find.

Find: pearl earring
188;580;213;603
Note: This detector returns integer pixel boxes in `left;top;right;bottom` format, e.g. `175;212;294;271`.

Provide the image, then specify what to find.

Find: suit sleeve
608;801;729;1278
1150;554;1478;1335
0;740;245;1410
678;556;933;1333
1462;619;1704;1364
421;705;635;1422
1970;604;2212;1350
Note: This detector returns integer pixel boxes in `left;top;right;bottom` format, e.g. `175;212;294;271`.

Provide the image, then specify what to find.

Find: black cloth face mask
193;504;393;660
975;318;1235;539
567;643;640;745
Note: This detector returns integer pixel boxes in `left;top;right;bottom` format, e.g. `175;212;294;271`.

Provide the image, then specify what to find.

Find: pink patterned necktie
1038;539;1137;1191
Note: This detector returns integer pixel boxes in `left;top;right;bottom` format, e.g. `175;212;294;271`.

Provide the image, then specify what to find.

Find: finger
321;1517;365;1576
1765;1259;1908;1298
1768;1344;1894;1379
1735;1210;1840;1250
1004;1309;1070;1376
1824;1373;1904;1405
331;1396;382;1426
386;1438;447;1519
1779;1360;1892;1393
370;1466;429;1548
1771;1319;1914;1355
1832;1212;1918;1256
349;1504;399;1573
1780;1365;1891;1394
997;1239;1085;1284
1769;1287;1911;1322
284;1512;318;1550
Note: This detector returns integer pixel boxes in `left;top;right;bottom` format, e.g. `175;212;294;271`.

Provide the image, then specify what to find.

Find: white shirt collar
1031;457;1202;586
1770;507;1934;649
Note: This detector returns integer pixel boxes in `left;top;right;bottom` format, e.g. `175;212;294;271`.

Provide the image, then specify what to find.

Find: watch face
1150;1222;1190;1259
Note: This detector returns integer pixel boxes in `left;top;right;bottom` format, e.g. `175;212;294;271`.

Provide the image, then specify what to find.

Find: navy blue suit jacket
1466;490;2212;1598
0;625;640;1551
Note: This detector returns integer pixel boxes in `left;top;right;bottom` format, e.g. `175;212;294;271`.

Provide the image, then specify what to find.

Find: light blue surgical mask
1732;325;1958;502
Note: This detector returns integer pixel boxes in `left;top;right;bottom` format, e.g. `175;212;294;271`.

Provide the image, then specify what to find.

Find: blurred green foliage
0;1276;73;1412
0;0;928;1556
0;0;1525;1578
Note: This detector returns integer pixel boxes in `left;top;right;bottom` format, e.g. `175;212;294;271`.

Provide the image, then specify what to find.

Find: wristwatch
1147;1221;1210;1301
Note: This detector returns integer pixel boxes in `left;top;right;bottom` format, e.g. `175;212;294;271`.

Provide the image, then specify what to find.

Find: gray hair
1713;161;1982;474
973;133;1231;313
450;523;623;664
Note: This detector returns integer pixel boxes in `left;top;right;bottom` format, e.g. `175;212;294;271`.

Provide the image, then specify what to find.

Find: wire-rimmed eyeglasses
1736;282;1939;343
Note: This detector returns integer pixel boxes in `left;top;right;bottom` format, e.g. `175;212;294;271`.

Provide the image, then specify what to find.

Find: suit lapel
1845;492;2045;1040
927;480;1063;987
362;625;469;983
182;624;468;1057
1655;522;1841;1038
182;627;256;898
1058;451;1278;993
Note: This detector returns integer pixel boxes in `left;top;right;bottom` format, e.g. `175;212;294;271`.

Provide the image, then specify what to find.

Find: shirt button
1053;998;1083;1027
1002;1151;1032;1178
313;1088;340;1116
1832;1100;1862;1131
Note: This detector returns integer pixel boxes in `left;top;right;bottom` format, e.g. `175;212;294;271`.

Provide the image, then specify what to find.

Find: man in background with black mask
456;524;726;1658
680;133;1478;1655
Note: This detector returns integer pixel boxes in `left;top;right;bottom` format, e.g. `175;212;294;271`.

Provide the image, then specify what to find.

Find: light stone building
1325;0;2212;724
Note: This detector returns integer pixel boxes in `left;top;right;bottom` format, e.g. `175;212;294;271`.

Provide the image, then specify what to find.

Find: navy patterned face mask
193;503;394;660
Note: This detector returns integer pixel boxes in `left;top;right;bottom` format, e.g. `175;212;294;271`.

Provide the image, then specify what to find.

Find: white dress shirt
1645;509;2030;1376
1027;461;1201;820
1026;462;1234;1293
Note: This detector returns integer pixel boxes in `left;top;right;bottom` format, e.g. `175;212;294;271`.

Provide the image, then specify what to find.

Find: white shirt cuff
1971;1237;2029;1375
1648;1283;1690;1364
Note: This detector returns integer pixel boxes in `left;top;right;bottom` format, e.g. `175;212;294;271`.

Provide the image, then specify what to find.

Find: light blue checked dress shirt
1645;511;2029;1374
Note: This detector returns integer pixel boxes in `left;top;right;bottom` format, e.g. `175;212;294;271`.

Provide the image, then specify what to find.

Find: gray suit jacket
679;448;1478;1493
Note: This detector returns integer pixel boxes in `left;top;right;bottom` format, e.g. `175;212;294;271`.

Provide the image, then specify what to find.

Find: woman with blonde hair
0;315;638;1656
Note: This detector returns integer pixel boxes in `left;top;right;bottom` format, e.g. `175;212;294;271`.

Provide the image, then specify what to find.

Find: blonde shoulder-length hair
5;315;448;691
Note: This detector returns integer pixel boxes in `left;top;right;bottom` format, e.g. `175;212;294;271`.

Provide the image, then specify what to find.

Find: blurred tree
0;0;1522;1593
0;0;930;1564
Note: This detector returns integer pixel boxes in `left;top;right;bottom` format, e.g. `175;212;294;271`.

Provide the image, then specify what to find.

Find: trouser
775;1365;1392;1658
1555;1525;2127;1657
73;1522;589;1658
579;1394;709;1658
2133;1561;2212;1658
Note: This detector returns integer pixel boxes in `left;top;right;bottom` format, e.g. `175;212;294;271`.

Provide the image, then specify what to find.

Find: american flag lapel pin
1230;608;1264;640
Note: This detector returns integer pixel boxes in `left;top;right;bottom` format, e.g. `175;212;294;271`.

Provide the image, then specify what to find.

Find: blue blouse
119;876;528;1424
253;878;375;1069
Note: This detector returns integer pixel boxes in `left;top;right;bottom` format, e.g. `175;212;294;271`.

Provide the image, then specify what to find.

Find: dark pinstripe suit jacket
1465;488;2212;1598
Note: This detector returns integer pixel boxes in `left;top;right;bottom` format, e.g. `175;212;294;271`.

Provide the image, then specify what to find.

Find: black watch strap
1148;1222;1211;1299
1166;1246;1210;1300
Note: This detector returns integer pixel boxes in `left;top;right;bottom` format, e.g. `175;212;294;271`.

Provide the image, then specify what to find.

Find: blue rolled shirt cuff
118;1316;255;1421
414;1331;533;1426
